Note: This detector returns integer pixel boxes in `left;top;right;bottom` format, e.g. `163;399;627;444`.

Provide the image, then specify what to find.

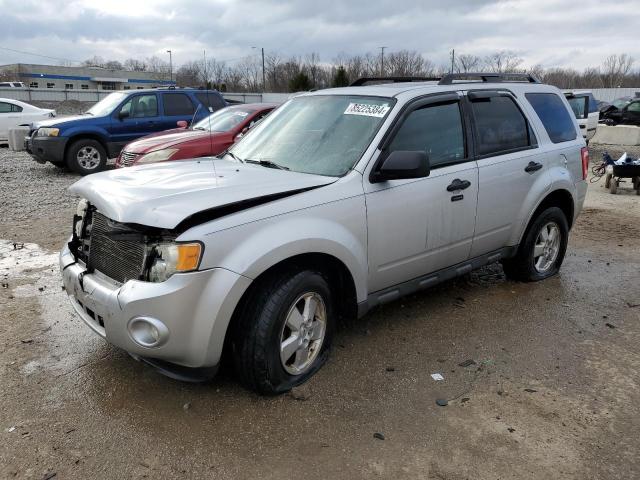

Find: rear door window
469;94;533;156
0;102;12;113
526;93;577;143
388;100;466;167
163;93;196;116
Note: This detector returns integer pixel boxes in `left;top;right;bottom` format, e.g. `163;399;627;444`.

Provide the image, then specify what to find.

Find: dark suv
27;88;226;174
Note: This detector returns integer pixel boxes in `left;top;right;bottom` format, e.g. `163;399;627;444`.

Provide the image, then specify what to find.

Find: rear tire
232;269;335;395
502;207;568;282
66;139;107;175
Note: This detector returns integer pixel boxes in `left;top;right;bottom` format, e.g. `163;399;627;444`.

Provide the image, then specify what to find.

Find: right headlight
146;242;203;282
37;127;59;137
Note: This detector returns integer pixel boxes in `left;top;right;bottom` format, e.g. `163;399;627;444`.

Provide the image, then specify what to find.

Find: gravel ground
1;147;639;479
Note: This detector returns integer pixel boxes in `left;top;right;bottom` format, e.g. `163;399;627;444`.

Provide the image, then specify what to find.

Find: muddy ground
1;146;639;479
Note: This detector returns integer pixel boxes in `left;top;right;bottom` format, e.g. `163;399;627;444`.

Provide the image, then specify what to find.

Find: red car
116;103;278;167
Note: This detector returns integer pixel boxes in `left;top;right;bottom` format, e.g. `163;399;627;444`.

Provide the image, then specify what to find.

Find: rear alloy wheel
66;139;107;175
502;207;568;282
232;269;335;395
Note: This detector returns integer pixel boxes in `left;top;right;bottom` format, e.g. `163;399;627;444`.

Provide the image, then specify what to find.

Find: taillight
581;147;589;180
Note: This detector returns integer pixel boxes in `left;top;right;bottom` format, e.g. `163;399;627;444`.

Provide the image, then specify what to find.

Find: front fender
194;196;369;302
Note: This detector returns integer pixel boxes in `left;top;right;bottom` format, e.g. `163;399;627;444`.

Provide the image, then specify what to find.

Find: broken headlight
74;198;89;238
146;242;203;282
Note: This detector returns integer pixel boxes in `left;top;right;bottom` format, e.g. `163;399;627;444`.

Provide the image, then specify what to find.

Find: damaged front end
68;199;202;285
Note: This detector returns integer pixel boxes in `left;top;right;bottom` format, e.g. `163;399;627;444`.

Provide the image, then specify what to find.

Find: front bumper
60;243;251;372
28;135;68;164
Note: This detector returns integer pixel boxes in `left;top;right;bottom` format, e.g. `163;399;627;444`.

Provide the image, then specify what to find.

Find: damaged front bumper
60;242;251;380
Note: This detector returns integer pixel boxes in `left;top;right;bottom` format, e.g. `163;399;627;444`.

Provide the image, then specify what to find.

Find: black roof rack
350;76;440;86
438;72;540;85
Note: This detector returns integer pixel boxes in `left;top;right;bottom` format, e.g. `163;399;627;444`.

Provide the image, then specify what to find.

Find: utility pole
252;46;266;92
166;49;173;83
203;50;207;88
380;46;387;76
450;49;455;74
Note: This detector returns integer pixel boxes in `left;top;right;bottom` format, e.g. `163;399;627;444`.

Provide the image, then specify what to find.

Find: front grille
119;151;139;167
87;213;147;283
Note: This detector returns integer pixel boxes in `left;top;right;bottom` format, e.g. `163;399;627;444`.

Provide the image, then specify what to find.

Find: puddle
1;239;103;379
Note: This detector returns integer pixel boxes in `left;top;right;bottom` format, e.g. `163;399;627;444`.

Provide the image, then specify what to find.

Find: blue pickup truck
27;88;226;175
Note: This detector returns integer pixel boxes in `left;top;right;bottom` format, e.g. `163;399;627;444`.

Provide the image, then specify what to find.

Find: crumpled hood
125;129;212;153
69;159;336;229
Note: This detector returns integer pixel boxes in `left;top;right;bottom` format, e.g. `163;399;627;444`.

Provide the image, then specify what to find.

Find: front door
365;94;479;293
109;93;161;146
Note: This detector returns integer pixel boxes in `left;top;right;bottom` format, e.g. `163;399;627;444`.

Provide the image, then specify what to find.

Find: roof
306;80;559;100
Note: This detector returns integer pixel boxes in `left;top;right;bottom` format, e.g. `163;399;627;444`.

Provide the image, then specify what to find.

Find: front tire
66;139;107;175
502;207;569;282
232;269;335;395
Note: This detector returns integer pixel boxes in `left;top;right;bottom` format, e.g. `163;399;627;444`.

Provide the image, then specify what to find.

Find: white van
564;90;599;143
0;82;26;88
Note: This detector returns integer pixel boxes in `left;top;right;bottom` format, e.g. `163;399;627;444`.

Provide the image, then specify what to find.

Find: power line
0;46;81;65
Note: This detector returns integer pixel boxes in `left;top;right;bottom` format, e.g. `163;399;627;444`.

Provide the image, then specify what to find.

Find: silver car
60;73;589;394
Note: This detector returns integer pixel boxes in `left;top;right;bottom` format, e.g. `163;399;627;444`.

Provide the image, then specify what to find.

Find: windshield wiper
245;159;290;170
222;151;242;162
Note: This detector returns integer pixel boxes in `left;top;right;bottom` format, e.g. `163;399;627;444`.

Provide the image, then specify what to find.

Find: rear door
467;90;548;257
0;101;20;139
365;93;479;292
160;92;197;130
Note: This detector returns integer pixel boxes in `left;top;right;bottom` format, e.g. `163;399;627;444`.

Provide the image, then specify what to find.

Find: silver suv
60;73;589;394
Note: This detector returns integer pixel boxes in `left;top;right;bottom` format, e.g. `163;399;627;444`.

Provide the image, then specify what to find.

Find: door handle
524;161;543;173
447;179;471;192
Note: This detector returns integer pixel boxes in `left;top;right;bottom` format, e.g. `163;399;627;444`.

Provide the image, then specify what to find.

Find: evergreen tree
332;66;350;87
289;72;312;92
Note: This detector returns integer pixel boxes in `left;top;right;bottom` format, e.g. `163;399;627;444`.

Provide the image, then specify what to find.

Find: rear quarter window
195;92;226;112
526;93;577;143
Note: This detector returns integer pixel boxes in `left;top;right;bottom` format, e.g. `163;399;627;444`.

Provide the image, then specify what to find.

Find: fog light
127;316;169;348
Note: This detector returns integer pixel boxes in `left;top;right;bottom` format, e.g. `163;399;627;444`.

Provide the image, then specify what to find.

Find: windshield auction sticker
344;103;390;117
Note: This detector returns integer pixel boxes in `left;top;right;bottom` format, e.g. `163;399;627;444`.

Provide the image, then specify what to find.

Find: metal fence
0;88;293;104
3;86;638;105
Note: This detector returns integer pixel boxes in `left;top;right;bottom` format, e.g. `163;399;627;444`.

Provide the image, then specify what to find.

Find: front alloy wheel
233;269;335;395
280;292;327;375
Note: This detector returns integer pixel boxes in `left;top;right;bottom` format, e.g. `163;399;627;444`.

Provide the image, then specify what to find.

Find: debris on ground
435;399;448;407
373;432;385;440
460;398;470;403
605;323;616;329
288;386;310;401
524;388;537;393
182;402;191;411
385;366;395;372
508;427;516;433
458;359;476;368
430;373;444;381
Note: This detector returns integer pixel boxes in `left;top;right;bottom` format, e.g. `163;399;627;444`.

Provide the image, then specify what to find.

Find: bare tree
455;54;481;73
124;58;147;71
601;54;634;87
484;51;523;73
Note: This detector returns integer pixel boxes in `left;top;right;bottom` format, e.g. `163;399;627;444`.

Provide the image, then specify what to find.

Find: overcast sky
0;0;638;70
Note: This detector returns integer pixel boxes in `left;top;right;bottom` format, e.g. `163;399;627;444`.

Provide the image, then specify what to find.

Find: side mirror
372;150;430;182
118;110;130;120
176;120;188;128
